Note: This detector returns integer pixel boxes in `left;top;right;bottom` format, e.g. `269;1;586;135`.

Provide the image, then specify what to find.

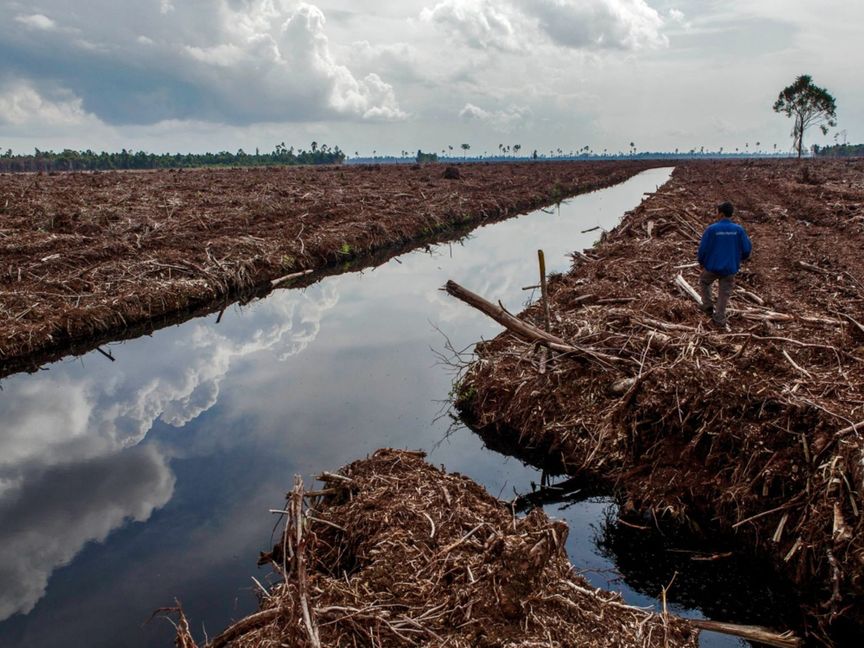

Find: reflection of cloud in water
102;282;339;438
0;283;339;467
0;282;338;621
0;445;174;620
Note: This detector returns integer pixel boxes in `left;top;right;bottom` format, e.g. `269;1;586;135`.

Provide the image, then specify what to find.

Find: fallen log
444;280;629;366
689;619;801;648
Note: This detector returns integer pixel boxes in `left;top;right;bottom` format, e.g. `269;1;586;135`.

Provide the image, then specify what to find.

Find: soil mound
454;159;864;643
172;449;697;647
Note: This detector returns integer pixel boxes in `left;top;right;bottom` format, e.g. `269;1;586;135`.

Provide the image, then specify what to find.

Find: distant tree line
813;143;864;157
0;142;345;173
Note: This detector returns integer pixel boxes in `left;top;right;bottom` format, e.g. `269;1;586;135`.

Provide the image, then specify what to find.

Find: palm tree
460;143;470;158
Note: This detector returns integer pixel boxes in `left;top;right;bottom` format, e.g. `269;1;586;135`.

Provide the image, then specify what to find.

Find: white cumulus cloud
422;0;670;52
347;41;422;84
178;2;406;122
1;1;405;126
421;0;525;52
521;0;669;50
0;82;96;127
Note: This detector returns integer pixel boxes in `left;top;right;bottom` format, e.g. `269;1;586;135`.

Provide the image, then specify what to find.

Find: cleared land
0;161;662;375
172;449;699;647
454;159;864;644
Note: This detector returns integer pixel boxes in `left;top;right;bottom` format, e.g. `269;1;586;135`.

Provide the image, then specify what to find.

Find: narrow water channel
0;168;767;647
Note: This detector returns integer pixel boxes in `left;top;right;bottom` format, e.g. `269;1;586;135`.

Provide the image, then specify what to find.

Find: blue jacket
697;218;752;276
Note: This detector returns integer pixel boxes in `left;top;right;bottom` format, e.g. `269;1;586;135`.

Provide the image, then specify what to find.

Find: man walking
697;201;752;326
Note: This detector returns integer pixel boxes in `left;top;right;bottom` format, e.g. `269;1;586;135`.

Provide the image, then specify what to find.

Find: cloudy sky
0;0;859;156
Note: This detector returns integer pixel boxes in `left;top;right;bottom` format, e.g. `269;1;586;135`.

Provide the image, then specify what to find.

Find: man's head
717;201;735;218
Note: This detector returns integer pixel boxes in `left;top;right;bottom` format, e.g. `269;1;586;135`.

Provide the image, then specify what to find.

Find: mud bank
172;449;704;647
454;159;864;643
0;161;663;374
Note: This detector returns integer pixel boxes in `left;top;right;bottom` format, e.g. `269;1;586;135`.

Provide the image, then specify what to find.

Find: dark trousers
699;270;734;324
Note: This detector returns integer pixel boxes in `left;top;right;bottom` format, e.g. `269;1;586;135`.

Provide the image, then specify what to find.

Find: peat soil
0;161;663;376
455;158;864;644
172;449;699;648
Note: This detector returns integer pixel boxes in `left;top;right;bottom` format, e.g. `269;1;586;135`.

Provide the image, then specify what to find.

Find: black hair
717;201;734;217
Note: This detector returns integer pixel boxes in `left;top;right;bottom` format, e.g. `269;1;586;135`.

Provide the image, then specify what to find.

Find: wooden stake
538;250;551;333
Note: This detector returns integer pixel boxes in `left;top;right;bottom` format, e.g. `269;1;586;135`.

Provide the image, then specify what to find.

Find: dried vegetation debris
173;449;697;648
456;159;864;640
0;161;663;372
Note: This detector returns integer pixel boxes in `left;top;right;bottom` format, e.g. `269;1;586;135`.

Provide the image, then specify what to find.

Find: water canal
0;168;782;646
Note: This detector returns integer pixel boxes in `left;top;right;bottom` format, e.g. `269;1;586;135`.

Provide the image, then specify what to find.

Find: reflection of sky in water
0;169;688;647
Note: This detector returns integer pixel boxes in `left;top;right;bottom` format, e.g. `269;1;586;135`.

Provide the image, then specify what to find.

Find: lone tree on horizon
773;74;837;158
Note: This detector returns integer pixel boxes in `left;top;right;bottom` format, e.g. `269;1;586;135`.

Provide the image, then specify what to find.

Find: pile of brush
171;449;698;647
